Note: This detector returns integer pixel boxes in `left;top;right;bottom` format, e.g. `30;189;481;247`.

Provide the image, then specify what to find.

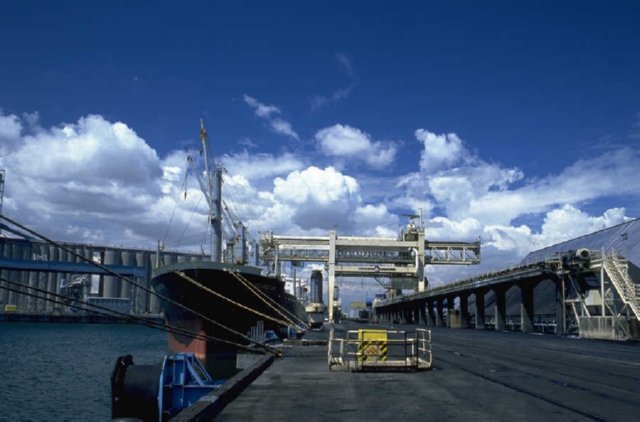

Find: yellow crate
357;329;388;363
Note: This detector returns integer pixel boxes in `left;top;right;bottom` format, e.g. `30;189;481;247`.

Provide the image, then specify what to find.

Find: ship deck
177;321;640;421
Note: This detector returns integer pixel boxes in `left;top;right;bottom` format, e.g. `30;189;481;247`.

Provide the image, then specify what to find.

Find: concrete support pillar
475;289;486;329
519;282;535;334
328;231;336;322
436;300;445;327
418;302;426;325
446;295;455;328
459;293;470;328
494;287;506;331
426;301;436;326
555;278;565;336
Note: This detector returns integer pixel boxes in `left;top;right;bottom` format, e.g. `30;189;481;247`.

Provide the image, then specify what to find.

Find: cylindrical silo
7;242;23;309
0;241;8;305
135;251;148;314
103;249;118;298
46;245;59;312
55;248;67;312
120;251;134;299
310;270;323;304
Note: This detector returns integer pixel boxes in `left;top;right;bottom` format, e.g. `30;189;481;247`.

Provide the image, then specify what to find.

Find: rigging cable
160;151;193;246
174;193;204;249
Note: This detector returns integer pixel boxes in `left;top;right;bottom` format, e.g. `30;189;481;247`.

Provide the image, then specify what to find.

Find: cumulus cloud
397;128;640;283
0;111;395;253
0;112;184;246
221;151;305;185
2;109;637;292
315;124;397;168
272;166;361;230
467;148;639;225
410;129;640;228
416;130;466;173
0;113;23;156
243;95;299;140
352;204;400;237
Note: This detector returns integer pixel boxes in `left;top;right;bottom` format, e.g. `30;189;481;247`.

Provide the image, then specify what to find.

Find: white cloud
0;112;176;246
537;204;628;245
468;148;640;225
270;118;299;140
352;204;400;237
0;113;23;156
221;151;304;184
2;110;636;291
243;95;299;140
315;124;397;168
393;127;639;283
481;205;629;258
415;130;466;173
273;166;361;230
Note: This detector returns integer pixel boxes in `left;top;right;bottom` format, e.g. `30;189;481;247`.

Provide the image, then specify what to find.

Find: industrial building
374;218;640;340
0;236;202;316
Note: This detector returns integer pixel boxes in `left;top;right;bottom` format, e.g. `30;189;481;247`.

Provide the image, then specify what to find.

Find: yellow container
357;329;388;363
4;304;17;312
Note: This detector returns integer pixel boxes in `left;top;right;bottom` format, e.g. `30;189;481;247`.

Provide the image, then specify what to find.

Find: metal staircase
602;254;640;320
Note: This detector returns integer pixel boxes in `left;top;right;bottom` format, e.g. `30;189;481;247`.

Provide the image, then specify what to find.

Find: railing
328;328;432;372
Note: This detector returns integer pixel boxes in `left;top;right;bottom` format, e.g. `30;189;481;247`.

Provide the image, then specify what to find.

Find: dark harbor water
0;322;166;421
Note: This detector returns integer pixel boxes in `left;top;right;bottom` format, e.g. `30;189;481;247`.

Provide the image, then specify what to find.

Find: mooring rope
174;270;293;328
229;271;309;329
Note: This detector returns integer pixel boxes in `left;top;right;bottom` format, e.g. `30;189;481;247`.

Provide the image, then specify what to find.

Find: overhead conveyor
259;218;480;322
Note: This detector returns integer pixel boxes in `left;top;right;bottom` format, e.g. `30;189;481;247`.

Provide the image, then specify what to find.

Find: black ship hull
151;261;305;365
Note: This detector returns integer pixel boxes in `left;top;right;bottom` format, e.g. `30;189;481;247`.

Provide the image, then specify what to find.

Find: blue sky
1;1;640;296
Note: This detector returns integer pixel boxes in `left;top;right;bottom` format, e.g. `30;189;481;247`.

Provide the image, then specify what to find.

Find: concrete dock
215;321;640;421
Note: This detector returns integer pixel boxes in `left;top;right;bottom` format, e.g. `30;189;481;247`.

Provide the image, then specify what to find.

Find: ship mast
200;119;223;262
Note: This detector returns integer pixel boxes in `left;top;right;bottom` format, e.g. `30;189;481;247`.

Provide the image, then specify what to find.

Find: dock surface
217;321;640;421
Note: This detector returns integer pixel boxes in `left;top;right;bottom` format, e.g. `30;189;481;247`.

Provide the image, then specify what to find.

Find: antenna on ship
200;119;223;262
